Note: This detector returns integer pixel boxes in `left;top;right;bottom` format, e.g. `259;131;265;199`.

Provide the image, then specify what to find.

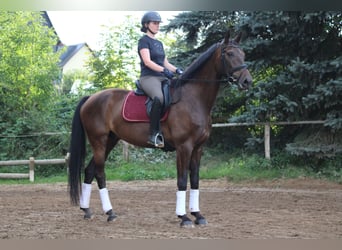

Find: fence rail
0;120;325;181
212;120;325;127
0;153;70;182
213;120;325;159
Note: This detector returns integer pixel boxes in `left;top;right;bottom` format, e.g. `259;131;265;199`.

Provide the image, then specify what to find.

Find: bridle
176;42;249;87
172;42;250;104
220;43;248;86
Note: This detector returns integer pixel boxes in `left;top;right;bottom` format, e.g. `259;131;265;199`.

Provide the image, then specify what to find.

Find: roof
41;11;53;29
59;43;90;67
42;12;93;69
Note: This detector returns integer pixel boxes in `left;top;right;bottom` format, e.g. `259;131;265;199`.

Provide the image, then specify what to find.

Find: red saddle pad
122;91;168;122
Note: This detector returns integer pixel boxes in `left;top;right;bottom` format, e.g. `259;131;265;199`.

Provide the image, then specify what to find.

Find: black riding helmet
141;11;162;33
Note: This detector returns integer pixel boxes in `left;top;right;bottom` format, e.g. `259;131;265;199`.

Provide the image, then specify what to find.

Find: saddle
122;79;172;123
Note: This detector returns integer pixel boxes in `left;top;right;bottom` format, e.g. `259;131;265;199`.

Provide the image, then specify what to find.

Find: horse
68;30;252;227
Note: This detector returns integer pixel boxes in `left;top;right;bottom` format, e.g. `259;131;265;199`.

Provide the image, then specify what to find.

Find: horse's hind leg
79;157;96;219
93;132;119;222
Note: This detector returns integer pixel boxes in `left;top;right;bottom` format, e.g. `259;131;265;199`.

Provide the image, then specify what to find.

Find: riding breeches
139;76;165;105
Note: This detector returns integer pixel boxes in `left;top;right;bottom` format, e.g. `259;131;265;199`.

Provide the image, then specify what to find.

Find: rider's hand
163;68;174;79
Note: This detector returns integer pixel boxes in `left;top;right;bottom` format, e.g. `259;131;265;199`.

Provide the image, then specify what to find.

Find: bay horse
68;30;252;227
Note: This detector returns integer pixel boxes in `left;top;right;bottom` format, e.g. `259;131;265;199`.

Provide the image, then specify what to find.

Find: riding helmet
141;11;162;32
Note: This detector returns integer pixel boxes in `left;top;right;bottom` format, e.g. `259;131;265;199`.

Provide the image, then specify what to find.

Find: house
59;43;92;75
42;11;93;76
42;11;94;93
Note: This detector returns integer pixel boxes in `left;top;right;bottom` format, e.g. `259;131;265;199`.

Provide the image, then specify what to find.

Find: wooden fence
0;121;325;181
212;120;325;159
120;121;325;161
0;153;70;182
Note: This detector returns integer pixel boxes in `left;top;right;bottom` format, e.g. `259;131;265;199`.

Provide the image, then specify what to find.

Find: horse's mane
179;42;220;82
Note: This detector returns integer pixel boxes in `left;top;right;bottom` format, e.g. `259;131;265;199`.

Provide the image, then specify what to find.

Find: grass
200;160;309;182
200;152;314;182
0;148;341;185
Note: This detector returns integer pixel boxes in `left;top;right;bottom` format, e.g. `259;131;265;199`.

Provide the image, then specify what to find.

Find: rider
138;11;183;148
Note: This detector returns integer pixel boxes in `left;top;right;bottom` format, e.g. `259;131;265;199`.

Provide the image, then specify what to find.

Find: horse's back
80;88;129;135
82;88;128;111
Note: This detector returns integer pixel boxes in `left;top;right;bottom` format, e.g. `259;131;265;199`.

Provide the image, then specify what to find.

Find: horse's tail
68;96;90;206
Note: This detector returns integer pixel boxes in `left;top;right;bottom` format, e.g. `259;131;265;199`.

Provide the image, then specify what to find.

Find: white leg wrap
189;189;200;212
176;190;186;216
99;188;113;213
80;183;92;208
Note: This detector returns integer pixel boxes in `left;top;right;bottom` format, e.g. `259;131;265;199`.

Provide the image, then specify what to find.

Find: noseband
220;43;248;84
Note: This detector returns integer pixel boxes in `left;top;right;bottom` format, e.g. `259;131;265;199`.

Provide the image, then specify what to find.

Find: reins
174;42;248;86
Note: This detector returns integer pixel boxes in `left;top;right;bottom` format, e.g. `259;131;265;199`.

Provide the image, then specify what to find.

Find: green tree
61;69;92;95
87;16;141;90
0;11;63;159
235;11;342;158
164;11;240;67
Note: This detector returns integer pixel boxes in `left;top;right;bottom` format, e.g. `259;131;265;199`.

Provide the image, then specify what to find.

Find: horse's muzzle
238;79;252;90
237;69;252;90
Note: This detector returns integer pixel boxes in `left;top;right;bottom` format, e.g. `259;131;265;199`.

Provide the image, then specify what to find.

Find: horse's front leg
176;145;194;228
189;146;207;225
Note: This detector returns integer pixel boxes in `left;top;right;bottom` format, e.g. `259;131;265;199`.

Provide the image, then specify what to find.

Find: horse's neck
184;71;221;114
179;51;222;114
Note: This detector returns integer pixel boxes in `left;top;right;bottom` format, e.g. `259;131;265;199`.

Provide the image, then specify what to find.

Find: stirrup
148;133;164;148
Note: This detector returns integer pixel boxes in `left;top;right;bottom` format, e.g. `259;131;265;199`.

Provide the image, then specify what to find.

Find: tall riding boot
148;97;164;148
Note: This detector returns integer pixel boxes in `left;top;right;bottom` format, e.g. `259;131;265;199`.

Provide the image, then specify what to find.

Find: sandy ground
0;178;341;239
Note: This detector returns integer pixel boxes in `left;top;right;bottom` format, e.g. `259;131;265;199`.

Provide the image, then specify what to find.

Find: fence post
122;141;129;162
65;152;70;174
264;123;271;160
29;157;35;182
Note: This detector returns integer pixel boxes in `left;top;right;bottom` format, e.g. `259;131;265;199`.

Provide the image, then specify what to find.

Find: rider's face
147;21;160;34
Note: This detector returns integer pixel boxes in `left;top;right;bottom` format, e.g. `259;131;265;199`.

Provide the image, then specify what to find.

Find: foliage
0;11;63;160
241;12;341;120
60;69;92;94
235;11;342;158
286;128;342;158
86;16;141;90
164;11;240;67
0;12;62;113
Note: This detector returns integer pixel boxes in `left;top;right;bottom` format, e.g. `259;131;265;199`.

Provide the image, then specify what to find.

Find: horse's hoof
81;208;94;220
107;214;117;222
84;214;94;220
180;220;194;228
191;212;208;226
106;209;117;222
179;215;194;228
195;218;208;226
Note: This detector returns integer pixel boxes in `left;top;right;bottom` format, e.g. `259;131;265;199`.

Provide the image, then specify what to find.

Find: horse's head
219;31;253;90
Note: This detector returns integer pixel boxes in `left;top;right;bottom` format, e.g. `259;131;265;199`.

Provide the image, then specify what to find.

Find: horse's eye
227;51;234;57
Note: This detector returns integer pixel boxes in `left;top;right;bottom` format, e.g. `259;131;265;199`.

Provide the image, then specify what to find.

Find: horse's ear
234;32;242;44
224;30;231;45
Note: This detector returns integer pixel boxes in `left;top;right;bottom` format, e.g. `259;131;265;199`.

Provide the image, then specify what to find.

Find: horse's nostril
244;79;252;86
